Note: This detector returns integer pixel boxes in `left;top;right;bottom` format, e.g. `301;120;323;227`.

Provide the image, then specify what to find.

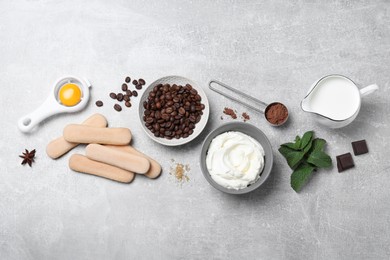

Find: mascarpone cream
206;131;265;190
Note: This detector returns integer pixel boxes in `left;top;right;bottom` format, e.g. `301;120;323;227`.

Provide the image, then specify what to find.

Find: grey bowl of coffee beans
139;76;210;146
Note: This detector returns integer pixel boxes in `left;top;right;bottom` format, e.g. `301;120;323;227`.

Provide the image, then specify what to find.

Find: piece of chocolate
352;140;368;156
336;153;354;173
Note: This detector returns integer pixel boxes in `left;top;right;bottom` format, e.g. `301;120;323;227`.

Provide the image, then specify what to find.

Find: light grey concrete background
1;1;390;259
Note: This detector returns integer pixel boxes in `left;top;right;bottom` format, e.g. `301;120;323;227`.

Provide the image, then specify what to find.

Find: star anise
19;149;36;167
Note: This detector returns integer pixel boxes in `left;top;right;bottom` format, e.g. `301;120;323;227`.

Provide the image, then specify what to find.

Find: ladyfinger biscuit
105;145;162;179
64;125;131;145
46;114;108;159
69;154;135;183
86;144;150;174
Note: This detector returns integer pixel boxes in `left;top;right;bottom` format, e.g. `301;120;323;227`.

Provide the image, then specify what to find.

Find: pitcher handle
360;84;378;97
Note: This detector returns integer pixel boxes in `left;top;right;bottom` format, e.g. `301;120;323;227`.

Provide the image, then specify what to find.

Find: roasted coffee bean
146;117;153;124
155;111;161;119
95;100;103;107
125;76;131;83
136;84;142;90
179;107;185;115
189;115;196;123
132;79;138;85
132;90;138;97
126;90;132;96
110;92;117;99
124;95;130;102
117;93;124;101
139;78;145;85
161;113;169;120
122;83;128;91
125;101;131;107
114;104;122;112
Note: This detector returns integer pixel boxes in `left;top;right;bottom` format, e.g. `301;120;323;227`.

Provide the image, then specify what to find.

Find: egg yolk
58;83;82;106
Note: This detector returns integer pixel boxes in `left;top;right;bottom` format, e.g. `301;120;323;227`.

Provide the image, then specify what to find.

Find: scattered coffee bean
110;92;117;99
104;75;145;112
143;83;205;140
114;104;122;112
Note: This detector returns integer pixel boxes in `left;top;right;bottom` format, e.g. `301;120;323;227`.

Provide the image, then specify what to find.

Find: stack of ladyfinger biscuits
46;114;161;183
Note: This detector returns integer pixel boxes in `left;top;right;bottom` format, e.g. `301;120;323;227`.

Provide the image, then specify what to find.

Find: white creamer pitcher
301;75;378;128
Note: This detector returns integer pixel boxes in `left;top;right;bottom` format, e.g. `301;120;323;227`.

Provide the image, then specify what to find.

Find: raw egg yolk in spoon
58;83;82;106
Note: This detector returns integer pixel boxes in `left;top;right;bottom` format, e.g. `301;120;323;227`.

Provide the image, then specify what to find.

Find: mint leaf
281;142;300;150
307;150;332;168
291;164;315;192
303;139;313;154
311;138;326;152
278;146;305;169
295;135;302;147
300;131;313;149
281;134;304;151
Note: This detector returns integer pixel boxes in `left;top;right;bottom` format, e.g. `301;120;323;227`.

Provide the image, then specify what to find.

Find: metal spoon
208;80;289;126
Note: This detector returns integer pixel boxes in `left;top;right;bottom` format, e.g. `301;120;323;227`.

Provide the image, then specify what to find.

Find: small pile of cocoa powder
223;107;237;119
242;112;250;122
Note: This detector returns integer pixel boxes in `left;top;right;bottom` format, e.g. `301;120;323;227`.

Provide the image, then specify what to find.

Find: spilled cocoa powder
222;107;251;122
223;107;237;119
242;112;250;122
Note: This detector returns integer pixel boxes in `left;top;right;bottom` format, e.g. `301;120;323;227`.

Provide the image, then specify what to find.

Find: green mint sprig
278;131;332;192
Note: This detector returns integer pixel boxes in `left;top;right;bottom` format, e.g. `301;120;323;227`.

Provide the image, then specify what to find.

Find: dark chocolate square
336;153;355;173
352;140;368;156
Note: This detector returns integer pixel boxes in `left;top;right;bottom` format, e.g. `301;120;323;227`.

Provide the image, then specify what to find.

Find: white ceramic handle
17;98;58;133
360;84;378;97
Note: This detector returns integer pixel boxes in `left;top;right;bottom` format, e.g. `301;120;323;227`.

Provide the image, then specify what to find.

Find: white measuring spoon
18;76;91;133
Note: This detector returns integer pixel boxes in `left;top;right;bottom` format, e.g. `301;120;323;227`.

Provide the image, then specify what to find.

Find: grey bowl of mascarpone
200;122;273;194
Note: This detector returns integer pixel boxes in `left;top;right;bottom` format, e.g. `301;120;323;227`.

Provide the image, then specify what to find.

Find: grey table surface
1;1;390;259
